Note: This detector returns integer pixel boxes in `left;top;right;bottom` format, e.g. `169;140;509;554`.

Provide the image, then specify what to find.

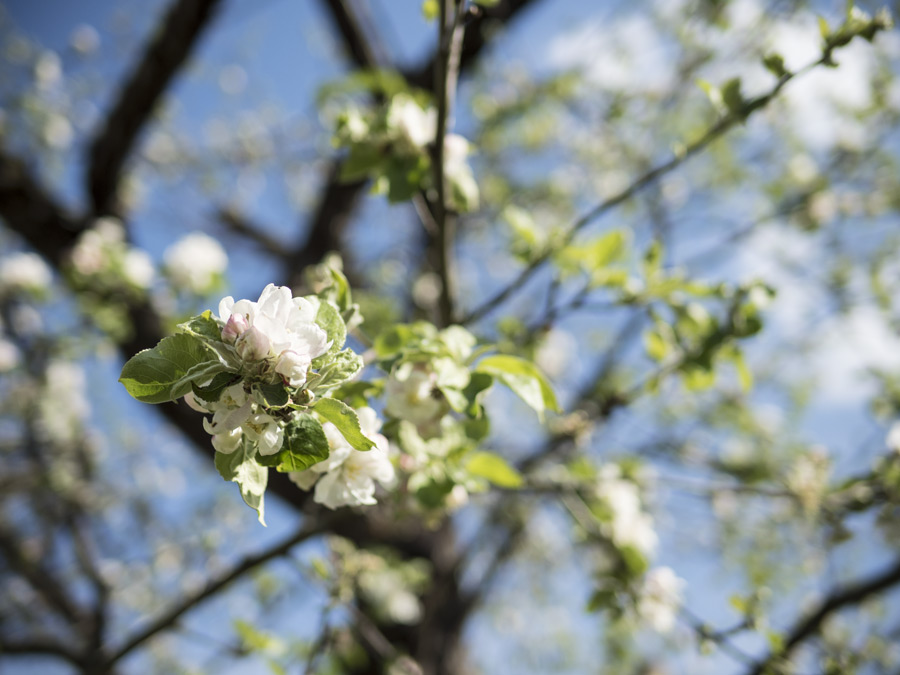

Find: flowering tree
1;1;900;673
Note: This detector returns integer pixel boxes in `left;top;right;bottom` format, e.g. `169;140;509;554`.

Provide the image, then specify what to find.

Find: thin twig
106;519;331;666
461;54;833;325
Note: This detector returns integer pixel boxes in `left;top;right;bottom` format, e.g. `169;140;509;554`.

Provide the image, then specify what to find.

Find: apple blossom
384;362;448;434
0;252;52;295
289;407;395;509
217;284;330;386
163;232;228;294
637;566;685;633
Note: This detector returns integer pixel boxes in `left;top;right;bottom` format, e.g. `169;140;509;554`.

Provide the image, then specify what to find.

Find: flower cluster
595;464;658;558
0;252;53;297
216;283;330;387
69;217;155;291
334;93;479;211
290;407;395;509
636;566;685;633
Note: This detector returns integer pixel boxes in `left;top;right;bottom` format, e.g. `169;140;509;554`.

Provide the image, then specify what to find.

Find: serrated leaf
308;349;364;393
475;354;560;422
273;413;330;472
216;443;267;525
119;333;227;404
313;398;375;451
310;298;347;369
466;451;523;488
178;310;223;342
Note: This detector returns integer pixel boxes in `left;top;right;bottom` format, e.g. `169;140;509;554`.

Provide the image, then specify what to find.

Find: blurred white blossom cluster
0;251;52;297
163;232;228;295
69;217;154;290
334;93;479;211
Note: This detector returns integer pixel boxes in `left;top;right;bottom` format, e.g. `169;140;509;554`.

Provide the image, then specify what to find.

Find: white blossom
217;284;329;387
0;253;52;294
38;360;90;444
70;25;100;55
887;422;900;453
122;249;155;289
164;232;228;294
637;567;685;633
43;115;73;149
289;407;395;509
596;465;658;557
34;51;61;90
241;412;283;456
384;362;448;433
0;339;20;372
387;95;436;153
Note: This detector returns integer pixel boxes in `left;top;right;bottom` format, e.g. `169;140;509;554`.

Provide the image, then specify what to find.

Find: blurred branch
286;0;542;291
0;523;85;625
746;555;900;675
431;0;467;327
404;0;540;91
87;0;223;216
106;517;334;666
0;638;82;667
461;52;838;325
321;0;382;69
216;205;286;259
0;152;81;265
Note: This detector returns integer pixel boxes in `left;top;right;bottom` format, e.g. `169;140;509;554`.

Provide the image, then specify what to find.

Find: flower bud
235;325;271;361
222;313;250;343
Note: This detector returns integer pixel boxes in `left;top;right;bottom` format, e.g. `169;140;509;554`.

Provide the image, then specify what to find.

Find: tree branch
461;53;834;325
747;555;900;675
106;518;334;666
430;0;467;327
87;0;222;215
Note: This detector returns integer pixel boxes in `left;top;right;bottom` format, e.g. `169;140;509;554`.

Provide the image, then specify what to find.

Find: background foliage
1;0;900;673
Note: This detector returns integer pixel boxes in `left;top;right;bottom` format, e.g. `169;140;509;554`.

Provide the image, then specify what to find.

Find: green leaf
256;381;290;408
216;443;268;525
192;371;241;403
178;310;223;342
339;144;383;182
763;53;788;78
421;0;439;21
271;414;330;472
466;451;522;488
475;354;560;422
462;371;494;417
313;398;375;451
721;77;744;115
374;324;419;359
502;204;541;260
308;349;364;393
310;298;347;369
119;333;227;404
